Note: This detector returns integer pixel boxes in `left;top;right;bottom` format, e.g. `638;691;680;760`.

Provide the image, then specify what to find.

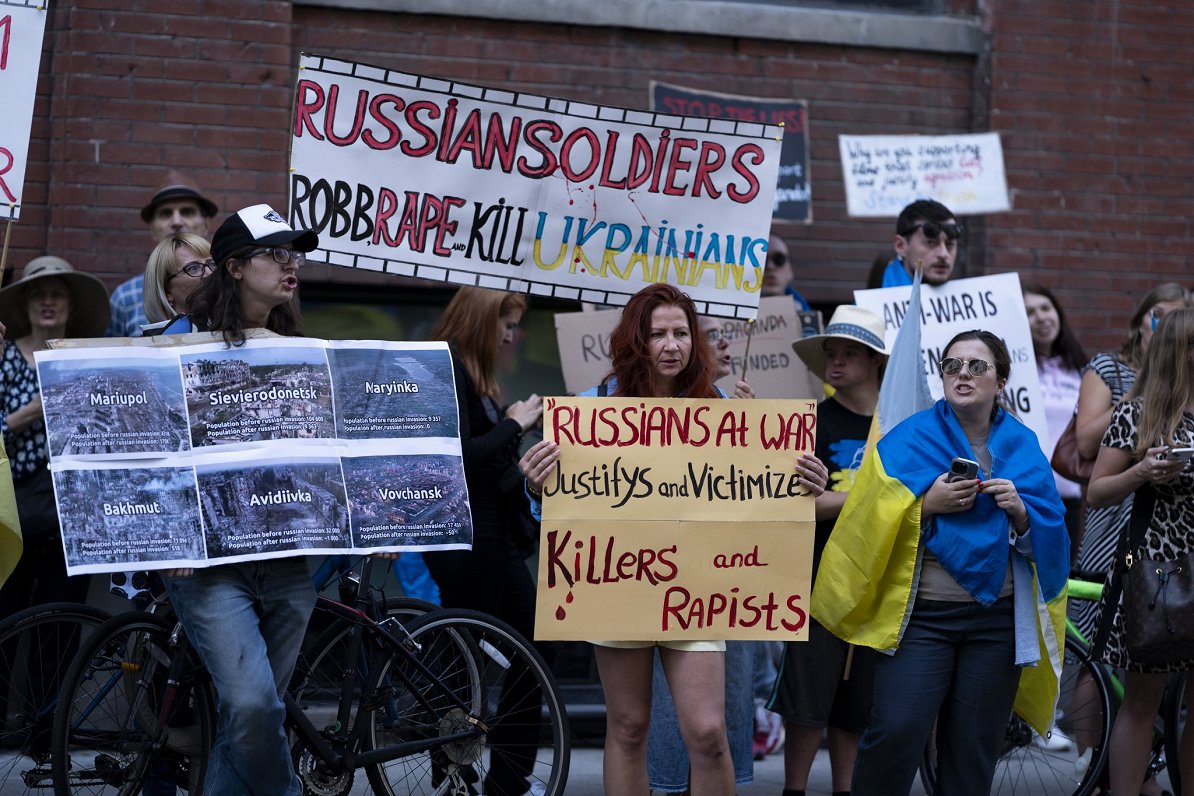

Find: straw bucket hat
0;256;111;338
791;305;887;381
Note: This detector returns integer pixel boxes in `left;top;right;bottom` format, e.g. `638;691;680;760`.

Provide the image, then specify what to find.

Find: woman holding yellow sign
521;283;827;796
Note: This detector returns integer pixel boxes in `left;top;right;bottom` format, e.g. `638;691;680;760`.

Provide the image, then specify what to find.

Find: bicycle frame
283;561;482;773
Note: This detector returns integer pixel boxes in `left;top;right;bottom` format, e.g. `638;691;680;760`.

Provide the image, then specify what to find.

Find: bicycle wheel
51;611;216;796
0;602;110;794
363;609;569;796
919;636;1112;796
288;596;437;796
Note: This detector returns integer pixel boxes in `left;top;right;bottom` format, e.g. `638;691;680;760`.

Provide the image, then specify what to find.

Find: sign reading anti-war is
37;339;471;575
290;54;783;319
0;1;50;221
854;272;1047;443
535;397;817;641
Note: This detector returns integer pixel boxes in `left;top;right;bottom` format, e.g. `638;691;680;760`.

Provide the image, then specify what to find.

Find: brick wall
986;0;1194;350
9;1;1191;351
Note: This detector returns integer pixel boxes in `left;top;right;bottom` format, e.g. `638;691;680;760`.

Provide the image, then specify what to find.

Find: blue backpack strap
597;381;608;397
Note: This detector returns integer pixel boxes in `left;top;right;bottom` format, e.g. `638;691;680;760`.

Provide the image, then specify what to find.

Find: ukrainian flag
0;439;22;587
811;399;1069;734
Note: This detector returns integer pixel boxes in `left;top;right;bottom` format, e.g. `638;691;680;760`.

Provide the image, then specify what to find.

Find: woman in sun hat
0;255;109;614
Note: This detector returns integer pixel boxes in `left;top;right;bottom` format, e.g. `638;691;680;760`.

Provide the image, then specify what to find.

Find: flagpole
739;319;756;384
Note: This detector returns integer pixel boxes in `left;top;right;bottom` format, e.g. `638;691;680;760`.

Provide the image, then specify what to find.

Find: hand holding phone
1164;447;1194;462
947;457;980;482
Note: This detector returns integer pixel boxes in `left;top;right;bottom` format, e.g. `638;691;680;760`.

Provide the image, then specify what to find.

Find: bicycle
0;602;112;794
918;573;1185;796
51;556;570;795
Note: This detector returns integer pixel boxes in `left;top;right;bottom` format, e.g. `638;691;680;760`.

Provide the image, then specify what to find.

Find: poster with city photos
328;343;458;439
53;464;204;569
180;338;336;447
38;348;190;457
342;450;472;549
195;455;351;559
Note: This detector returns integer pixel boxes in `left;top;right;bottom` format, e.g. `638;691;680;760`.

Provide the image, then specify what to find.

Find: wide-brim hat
210;204;319;267
792;305;887;381
0;256;111;338
140;173;219;222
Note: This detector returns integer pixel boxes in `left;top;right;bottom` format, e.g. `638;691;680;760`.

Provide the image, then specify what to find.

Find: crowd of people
1;174;1192;796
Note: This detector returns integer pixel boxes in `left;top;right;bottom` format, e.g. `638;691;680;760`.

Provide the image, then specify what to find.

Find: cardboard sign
290;54;782;319
0;1;50;221
37;338;471;575
553;296;821;398
651;82;811;223
535;397;816;640
854;273;1048;443
838;132;1010;218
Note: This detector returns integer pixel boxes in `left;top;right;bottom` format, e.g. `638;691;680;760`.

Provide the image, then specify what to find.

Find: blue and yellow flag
812;400;1070;734
0;438;23;588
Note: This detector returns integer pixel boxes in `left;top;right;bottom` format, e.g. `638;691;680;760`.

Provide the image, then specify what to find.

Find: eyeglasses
901;222;965;242
767;252;788;268
249;248;306;267
166;259;215;284
705;329;724;344
939;357;993;377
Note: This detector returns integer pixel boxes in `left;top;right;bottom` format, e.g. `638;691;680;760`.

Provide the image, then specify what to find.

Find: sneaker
1035;727;1076;751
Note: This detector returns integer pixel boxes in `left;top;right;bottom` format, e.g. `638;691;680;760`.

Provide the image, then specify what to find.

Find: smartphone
1165;447;1194;462
947;457;980;482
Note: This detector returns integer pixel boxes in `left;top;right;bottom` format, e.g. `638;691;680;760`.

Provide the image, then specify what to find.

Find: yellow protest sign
535;397;816;641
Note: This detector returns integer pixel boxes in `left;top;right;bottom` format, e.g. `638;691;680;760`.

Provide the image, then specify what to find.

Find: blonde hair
433;287;527;399
142;233;212;323
1131;308;1194;458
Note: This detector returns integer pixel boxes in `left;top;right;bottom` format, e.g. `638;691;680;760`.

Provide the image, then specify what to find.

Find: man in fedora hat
770;305;888;796
105;172;218;337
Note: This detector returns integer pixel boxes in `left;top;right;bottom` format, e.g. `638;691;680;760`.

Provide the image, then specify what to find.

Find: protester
762;234;819;338
107;173;218;337
812;329;1068;796
1087;308;1194;796
158;204;319;794
771;305;887;796
1023;283;1088;548
877;200;961;287
1071;283;1192;641
519;283;828;795
646;315;756;794
142;232;216;325
0;256;109;616
422;286;545;795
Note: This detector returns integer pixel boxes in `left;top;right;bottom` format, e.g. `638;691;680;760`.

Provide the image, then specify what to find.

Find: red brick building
10;0;1193;351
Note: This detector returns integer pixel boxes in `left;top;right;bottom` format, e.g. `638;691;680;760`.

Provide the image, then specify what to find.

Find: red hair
605;284;717;398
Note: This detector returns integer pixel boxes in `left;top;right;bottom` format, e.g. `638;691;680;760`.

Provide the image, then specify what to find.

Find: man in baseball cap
107;172;219;337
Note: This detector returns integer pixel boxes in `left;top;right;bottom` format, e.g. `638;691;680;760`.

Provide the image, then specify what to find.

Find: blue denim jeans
646;641;753;790
852;597;1019;796
165;559;316;796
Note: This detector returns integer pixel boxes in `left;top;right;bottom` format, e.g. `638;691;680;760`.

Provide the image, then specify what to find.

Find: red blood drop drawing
555;605;567;620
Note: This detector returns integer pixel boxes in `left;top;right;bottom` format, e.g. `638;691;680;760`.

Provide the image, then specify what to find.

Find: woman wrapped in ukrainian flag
811;329;1069;796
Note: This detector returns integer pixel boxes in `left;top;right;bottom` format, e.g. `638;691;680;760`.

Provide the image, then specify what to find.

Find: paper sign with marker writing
838;132;1010;218
535;397;816;640
290;54;783;320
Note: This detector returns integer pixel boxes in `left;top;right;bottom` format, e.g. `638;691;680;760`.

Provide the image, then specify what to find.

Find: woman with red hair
521;283;827;795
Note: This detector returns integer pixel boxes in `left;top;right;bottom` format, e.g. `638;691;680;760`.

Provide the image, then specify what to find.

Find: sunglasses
902;222;965;242
939;357;993;377
766;252;788;267
249;248;306;267
166;259;216;284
